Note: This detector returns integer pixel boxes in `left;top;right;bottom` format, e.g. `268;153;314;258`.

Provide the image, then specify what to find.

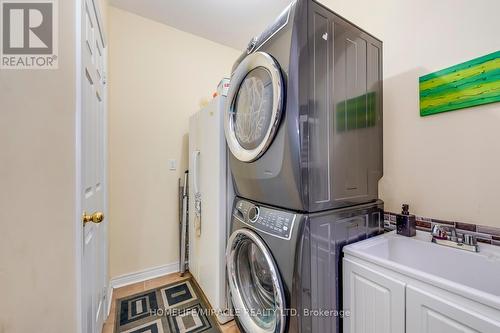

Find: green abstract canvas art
419;51;500;116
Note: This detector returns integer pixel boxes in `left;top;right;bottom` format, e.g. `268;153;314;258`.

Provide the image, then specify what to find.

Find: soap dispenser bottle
396;204;416;237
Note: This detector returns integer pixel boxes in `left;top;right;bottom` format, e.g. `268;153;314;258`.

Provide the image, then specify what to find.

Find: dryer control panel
234;199;295;240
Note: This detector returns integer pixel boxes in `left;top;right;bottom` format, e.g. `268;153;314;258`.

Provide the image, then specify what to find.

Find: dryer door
226;228;286;333
224;52;284;162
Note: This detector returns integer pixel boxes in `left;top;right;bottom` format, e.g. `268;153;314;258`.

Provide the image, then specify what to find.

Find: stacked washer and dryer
224;1;384;333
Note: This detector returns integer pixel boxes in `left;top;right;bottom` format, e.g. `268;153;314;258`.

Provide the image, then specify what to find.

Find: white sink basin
344;231;500;307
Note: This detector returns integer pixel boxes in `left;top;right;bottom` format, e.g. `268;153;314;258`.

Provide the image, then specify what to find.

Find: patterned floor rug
114;278;222;333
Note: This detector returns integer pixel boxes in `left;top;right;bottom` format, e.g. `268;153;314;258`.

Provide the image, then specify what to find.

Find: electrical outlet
169;159;177;171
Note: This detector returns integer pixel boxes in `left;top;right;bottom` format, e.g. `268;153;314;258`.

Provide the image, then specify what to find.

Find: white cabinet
406;285;500;333
343;257;500;333
343;258;405;333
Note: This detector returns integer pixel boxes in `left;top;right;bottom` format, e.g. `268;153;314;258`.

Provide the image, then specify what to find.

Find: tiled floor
102;272;240;333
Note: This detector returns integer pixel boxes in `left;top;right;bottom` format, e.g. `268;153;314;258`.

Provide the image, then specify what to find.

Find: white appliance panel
188;95;233;324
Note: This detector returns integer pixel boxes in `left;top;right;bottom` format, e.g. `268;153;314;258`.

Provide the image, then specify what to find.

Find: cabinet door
407;285;500;333
343;258;406;333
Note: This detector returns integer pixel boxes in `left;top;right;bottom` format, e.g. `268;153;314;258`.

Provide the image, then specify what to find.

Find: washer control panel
234;199;295;240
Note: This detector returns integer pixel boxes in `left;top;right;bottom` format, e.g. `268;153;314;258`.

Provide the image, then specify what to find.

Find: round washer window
226;229;286;333
234;67;274;151
236;239;277;330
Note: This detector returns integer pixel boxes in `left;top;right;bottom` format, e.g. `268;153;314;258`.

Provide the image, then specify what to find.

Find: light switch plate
169;159;177;171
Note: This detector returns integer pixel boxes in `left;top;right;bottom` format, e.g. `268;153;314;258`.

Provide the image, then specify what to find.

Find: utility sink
344;231;500;307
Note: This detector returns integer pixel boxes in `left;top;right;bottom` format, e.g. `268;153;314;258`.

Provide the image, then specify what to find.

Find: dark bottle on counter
396;204;416;237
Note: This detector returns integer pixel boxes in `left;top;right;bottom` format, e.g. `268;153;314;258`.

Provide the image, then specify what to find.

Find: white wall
108;7;241;278
319;0;500;226
0;0;77;332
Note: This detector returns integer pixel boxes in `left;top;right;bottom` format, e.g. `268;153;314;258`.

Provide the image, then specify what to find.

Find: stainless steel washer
226;197;384;333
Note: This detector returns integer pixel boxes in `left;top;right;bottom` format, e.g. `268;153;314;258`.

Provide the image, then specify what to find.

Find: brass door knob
83;211;105;224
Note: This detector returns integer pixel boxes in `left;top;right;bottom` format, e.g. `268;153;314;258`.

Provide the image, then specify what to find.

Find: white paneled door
81;0;107;332
343;259;406;333
406;285;500;333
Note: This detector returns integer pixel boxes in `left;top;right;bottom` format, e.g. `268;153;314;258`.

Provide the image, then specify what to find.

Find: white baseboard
106;262;180;316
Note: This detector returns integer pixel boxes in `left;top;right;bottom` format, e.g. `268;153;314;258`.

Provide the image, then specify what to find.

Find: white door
406;285;500;333
343;258;406;333
81;0;107;332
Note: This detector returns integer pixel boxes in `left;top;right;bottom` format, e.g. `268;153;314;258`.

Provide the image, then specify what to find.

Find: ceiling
109;0;293;50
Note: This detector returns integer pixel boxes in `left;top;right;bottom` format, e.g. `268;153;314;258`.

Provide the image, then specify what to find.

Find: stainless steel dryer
224;0;383;212
226;197;383;333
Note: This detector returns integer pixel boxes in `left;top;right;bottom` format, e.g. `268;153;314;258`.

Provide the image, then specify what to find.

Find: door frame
75;0;108;332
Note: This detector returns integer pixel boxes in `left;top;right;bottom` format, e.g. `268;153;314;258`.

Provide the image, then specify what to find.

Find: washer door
224;52;284;162
226;229;286;333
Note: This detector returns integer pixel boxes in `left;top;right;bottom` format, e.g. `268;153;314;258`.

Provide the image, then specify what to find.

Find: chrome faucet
431;224;479;252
